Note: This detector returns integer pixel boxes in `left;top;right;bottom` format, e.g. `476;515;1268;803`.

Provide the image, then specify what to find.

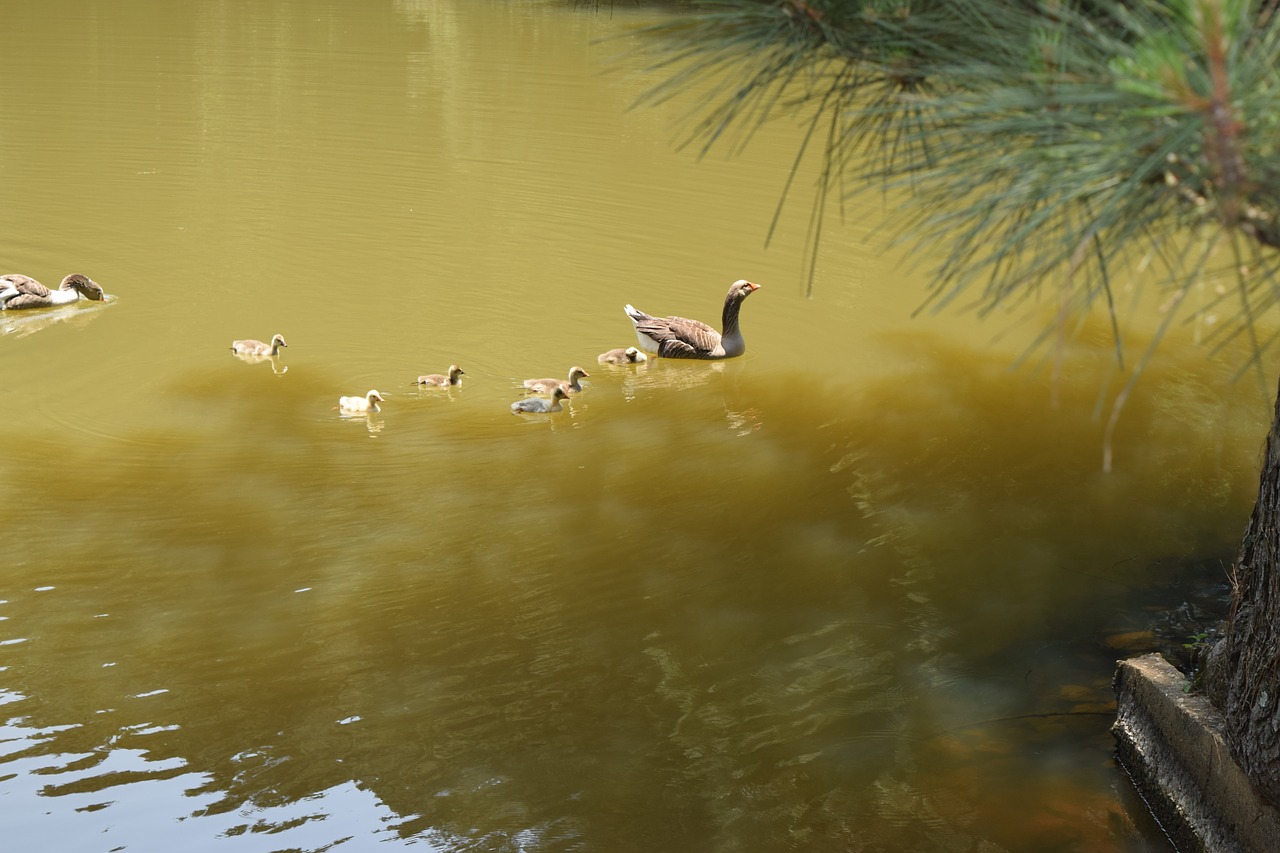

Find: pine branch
627;0;1280;377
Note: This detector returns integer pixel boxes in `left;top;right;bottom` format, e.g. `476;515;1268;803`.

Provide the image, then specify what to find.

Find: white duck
523;366;589;395
511;386;569;414
231;334;287;356
416;364;465;387
597;346;648;365
339;390;385;414
624;279;760;359
0;274;106;310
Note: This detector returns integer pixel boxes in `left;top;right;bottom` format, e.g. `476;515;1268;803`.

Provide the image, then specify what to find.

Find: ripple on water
0;697;408;850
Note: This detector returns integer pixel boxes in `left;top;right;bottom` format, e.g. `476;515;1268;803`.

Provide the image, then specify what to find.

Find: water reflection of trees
0;341;1263;850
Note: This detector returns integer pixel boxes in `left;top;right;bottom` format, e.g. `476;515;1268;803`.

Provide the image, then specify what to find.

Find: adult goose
339;390;385;414
231;334;287;357
624;279;760;359
416;365;465;387
523;366;589;395
511;386;569;414
0;274;106;310
597;346;647;365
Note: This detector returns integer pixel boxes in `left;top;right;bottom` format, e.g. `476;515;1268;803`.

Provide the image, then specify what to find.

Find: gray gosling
511;386;569;414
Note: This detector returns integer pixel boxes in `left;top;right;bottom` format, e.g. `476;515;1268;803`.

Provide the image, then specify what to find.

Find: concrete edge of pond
1112;653;1280;852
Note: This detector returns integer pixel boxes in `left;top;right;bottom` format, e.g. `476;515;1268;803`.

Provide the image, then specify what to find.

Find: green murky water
1;2;1271;850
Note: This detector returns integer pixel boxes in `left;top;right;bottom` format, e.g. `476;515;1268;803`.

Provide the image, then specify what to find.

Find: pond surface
1;2;1274;851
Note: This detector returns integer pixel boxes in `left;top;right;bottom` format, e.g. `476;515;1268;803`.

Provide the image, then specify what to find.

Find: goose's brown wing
640;314;723;359
1;275;52;309
1;275;50;296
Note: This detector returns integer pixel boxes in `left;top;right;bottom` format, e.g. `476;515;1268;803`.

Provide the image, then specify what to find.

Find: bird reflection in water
725;407;763;436
338;410;385;436
0;298;113;339
619;359;722;403
231;351;288;374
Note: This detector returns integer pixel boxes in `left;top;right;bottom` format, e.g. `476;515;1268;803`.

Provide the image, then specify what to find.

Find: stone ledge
1112;653;1280;852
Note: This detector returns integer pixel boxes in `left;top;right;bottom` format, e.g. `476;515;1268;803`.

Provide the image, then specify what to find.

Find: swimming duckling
511;386;569;414
597;346;647;365
339;390;384;414
522;366;589;395
416;364;465;387
231;334;287;357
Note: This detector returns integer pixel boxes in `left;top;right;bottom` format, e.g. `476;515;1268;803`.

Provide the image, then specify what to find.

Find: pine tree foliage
634;0;1280;390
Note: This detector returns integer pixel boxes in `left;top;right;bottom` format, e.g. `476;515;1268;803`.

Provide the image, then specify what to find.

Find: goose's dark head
63;274;106;301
